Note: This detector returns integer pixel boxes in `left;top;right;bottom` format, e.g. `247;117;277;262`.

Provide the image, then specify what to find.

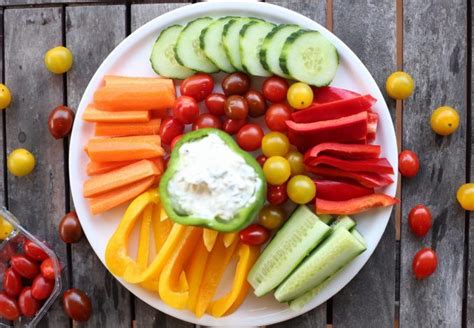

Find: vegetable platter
69;2;398;326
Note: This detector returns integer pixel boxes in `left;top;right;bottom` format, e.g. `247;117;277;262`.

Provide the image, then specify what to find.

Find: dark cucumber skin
259;24;299;72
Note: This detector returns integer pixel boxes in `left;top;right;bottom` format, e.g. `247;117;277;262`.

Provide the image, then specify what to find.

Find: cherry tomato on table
262;76;289;103
236;124;264;152
256;155;267;167
192;113;222;130
59;211;83;244
205;93;226;116
287;175;316;204
24;239;49;261
7;148;36;177
44;46;73;74
258;204;286;230
0;292;20;321
262;132;290;157
31;275;54;300
171;135;183;149
0;83;12;109
180;73;214;102
398;150;420;178
245;90;267;117
286;150;305;175
222;72;251;96
18;287;40;318
11;255;39;279
287;82;313;109
41;258;57;280
3;268;22;297
457;183;474;211
223;118;247;135
265;103;292;132
160;117;184;145
224;95;248;120
62;288;92;322
267;184;288;205
412;248;437;279
239;224;270;246
385;71;414;100
263;156;291;185
48;105;75;139
172;96;199;124
408;205;432;237
430;106;459;136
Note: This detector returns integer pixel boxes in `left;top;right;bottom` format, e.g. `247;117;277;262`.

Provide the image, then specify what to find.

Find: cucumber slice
331;216;356;231
248;206;331;297
260;24;300;78
200;16;238;73
280;30;339;86
240;20;275;77
223;17;261;71
150;25;195;79
274;227;366;302
174;17;219;73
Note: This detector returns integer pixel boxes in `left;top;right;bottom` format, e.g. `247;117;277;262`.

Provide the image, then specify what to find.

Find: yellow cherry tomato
263;156;291;185
385;71;414;100
7;148;36;177
0;84;12;110
430;106;459;136
261;132;290;157
258;204;286;230
287;82;313;109
286;150;305;175
44;46;73;74
287;175;316;204
0;217;13;240
457;183;474;211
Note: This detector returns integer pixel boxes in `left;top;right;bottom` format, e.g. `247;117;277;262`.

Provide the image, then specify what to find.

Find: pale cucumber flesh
240;21;275;77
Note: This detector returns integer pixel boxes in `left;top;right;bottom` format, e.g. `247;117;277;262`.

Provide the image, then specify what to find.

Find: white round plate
69;2;397;326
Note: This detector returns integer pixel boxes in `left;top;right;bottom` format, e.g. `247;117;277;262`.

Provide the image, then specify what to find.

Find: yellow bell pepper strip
159;227;202;309
209;244;260;317
105;189;159;277
223;232;238;248
203;229;219;252
185;238;210;311
160;206;168;221
194;234;239;317
137;204;153;269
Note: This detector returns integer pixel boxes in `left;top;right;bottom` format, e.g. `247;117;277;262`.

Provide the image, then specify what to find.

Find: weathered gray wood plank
401;1;467;327
266;1;326;327
4;7;69;327
0;9;5;209
331;1;396;327
0;0;109;5
66;5;132;328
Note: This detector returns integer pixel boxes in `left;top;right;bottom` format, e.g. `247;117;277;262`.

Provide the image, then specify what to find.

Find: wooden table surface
0;0;470;327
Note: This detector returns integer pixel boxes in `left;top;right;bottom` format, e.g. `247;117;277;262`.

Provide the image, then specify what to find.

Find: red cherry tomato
3;268;22;297
239;224;270;246
62;288;92;322
267;183;288;205
59;211;83;244
412;248;437;279
256;155;267;167
171;135;183;149
192;113;222;130
265;103;292;132
262;76;289;103
180;73;214;102
236;124;264;151
0;292;20;321
159;117;184;145
223;118;247;135
48;105;75;139
408;205;432;237
398;150;420;178
31;275;54;300
41;258;57;280
224;95;248;120
23;239;49;262
11;255;39;279
18;287;40;318
245;90;267;117
205;93;226;116
172;96;199;124
222;72;251;96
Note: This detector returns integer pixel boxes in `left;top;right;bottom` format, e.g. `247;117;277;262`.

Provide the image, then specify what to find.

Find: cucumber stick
240;20;275;77
274;227;367;302
248;206;332;297
331;216;356;231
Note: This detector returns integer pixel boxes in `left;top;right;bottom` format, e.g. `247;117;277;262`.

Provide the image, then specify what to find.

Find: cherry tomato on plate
256;155;267;167
11;255;39;279
44;46;73;74
412;248;437;279
18;287;40;318
180;73;214;102
24;239;49;262
456;183;474;211
62;288;92;322
0;83;12;110
160;117;184;145
286;150;305;175
59;211;83;244
408;205;432;237
262;76;289;103
258;204;286;230
385;71;414;100
239;224;270;246
41;258;57;280
287;175;316;204
287;82;313;109
192;113;222;130
3;268;22;297
222;72;251;96
172;96;199;124
7;148;36;177
263;156;291;185
0;217;14;240
223;118;247;135
205;93;226;116
0;292;20;321
171;135;183;149
224;95;248;120
398;150;419;178
430;106;459;136
261;132;290;157
31;275;54;300
245;90;267;117
265;103;292;132
48;105;75;139
236;124;264;152
267;184;288;205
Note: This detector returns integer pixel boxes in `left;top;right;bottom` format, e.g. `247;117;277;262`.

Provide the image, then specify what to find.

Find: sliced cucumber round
223;17;256;71
174;17;219;73
240;20;275;77
260;24;300;78
200;16;238;73
280;30;339;86
150;25;195;79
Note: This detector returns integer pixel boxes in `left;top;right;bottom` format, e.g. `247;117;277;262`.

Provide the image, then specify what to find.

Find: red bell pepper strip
314;179;374;201
315;194;399;215
367;132;376;143
306;165;393;188
291;95;377;123
307;155;394;174
288;129;313;153
368;112;378;134
312;86;361;103
304;143;381;162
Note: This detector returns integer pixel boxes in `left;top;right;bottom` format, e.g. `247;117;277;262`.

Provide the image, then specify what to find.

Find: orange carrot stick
94;118;161;137
86;136;163;162
103;75;175;93
86;157;164;176
82;105;150;123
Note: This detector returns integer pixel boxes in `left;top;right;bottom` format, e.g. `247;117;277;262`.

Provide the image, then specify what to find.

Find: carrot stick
83;159;161;198
104;75;175;94
89;176;156;215
86;160;135;176
94;118;161;137
82;105;150;123
86;136;163;162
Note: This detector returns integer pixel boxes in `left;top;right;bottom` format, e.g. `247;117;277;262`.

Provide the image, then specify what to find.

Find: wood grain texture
401;1;467;327
265;1;326;327
130;3;194;328
0;0;106;5
0;9;5;209
331;1;396;327
4;8;69;327
66;5;132;328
